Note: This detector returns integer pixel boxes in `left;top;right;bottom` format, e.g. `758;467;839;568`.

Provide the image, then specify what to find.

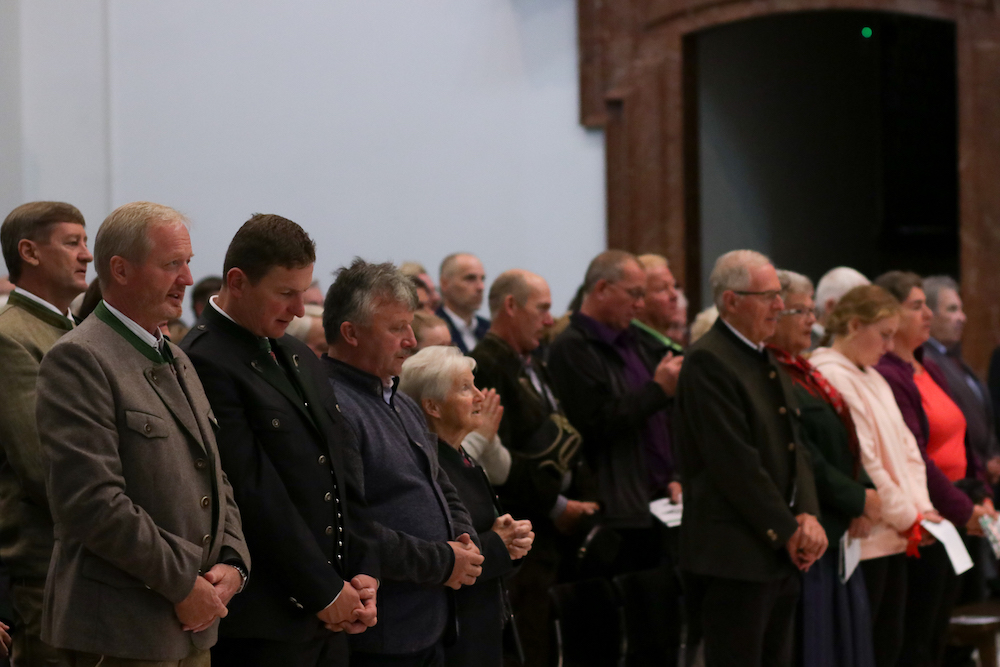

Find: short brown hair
223;214;316;284
2;201;86;282
824;285;901;342
874;270;923;304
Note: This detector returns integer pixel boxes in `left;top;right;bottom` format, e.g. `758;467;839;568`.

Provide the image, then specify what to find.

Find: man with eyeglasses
674;250;824;667
547;250;684;575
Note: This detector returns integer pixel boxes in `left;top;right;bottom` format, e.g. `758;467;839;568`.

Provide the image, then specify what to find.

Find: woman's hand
848;516;872;539
474;389;504;441
492;514;534;560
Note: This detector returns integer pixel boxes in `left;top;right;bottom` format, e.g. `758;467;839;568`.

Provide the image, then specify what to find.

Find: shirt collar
576;312;629;347
209;294;237;323
721;317;765;352
102;300;162;350
927;337;949;355
443;305;474;331
13;286;70;319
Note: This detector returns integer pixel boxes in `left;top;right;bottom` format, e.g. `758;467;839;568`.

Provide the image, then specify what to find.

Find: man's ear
339;321;360;347
721;290;737;314
108;256;130;286
422;397;442;419
17;239;40;268
226;267;249;297
503;294;518;316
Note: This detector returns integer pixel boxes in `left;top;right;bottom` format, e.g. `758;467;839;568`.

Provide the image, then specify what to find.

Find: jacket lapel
249;343;321;435
144;362;206;453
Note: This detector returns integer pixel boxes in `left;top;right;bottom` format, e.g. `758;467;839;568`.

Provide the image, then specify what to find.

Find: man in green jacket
0;201;92;666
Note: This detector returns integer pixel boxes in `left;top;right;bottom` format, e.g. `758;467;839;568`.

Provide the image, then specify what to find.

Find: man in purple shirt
547;250;683;574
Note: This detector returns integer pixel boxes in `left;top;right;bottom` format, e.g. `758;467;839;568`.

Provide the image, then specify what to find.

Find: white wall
2;0;605;320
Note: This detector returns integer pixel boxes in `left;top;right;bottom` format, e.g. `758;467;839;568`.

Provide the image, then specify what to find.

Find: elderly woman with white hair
399;346;534;667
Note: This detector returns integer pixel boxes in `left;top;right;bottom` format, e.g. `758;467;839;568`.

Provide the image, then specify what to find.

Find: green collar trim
94;301;165;364
631;319;683;353
6;291;74;331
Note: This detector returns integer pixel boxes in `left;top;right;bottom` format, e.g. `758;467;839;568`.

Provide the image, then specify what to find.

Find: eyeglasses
613;283;646;301
733;290;782;303
779;307;813;318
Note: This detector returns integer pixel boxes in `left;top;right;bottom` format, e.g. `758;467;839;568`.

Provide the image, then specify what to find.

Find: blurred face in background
929;287;966;348
769;290;816;356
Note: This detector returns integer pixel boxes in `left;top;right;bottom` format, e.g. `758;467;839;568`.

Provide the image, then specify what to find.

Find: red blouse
914;369;968;482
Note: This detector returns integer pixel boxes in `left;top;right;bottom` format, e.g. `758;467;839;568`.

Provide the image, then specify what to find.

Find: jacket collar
6;289;74;331
323;355;398;401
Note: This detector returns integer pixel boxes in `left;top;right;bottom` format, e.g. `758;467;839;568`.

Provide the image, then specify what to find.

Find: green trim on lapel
94;301;164;364
631;318;684;354
7;291;74;331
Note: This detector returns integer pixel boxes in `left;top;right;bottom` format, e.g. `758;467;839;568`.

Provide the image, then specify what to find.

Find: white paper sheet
839;532;862;583
650;498;683;527
920;518;973;575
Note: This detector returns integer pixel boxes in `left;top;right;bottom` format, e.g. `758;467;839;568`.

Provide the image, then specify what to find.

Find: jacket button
202;534;211;546
143;423;152;434
769;370;777;379
150;372;157;382
271;418;280;428
197;324;206;330
325;526;333;535
767;529;777;541
200;496;210;508
778;406;787;415
788;443;795;451
338;540;343;547
324;492;332;502
337;512;342;519
195;459;207;469
318;455;328;465
336;404;342;413
795;408;801;416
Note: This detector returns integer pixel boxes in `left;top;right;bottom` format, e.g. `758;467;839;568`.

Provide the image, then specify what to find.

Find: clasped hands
317;575;379;634
492;513;534;560
786;513;827;572
445;533;485;590
175;563;243;633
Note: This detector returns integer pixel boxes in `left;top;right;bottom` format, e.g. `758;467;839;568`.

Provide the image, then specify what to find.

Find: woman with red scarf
766;271;880;667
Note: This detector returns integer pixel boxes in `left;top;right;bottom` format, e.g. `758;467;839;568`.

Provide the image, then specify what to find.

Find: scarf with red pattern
767;345;862;478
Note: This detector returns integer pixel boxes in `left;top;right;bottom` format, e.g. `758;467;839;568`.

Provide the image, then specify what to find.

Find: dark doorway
690;10;957;305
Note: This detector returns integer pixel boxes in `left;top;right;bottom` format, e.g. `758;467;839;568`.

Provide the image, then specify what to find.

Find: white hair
709;249;772;310
690;305;719;343
776;270;814;299
399;345;477;405
815;267;869;318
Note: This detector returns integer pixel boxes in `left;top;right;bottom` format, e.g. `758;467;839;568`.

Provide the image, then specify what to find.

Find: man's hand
863;489;882;523
667;481;683;504
175;575;227;633
474;389;504;441
554;500;599;534
848;516;872;539
0;620;10;658
321;575;378;634
653;352;684;397
967;504;994;537
317;580;364;632
202;563;243;606
786;514;827;572
444;533;484;590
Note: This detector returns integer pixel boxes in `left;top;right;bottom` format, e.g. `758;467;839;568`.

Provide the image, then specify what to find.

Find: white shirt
103;300;163;352
13;286;71;319
442;306;480;352
721;317;765;352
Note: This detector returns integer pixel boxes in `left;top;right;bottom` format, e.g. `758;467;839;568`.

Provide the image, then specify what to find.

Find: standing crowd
0;199;997;667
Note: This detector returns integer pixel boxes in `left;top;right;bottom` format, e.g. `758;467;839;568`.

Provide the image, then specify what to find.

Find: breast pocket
124;410;169;439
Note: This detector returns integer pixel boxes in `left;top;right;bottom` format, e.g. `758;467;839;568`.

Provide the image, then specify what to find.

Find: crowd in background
1;200;1000;667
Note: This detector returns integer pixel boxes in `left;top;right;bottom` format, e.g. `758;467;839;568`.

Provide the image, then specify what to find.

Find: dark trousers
351;643;444;667
897;541;962;667
859;553;908;667
684;571;800;667
10;581;70;667
211;631;348;667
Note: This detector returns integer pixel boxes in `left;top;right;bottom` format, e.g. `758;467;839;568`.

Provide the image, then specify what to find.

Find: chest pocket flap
125;410;169;439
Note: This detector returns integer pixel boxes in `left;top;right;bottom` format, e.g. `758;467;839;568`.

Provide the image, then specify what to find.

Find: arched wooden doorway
578;0;1000;372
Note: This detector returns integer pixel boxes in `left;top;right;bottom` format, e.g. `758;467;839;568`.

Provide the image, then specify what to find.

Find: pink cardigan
811;347;934;560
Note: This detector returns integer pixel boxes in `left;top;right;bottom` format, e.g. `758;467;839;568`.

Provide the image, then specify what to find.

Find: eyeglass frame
732;289;782;303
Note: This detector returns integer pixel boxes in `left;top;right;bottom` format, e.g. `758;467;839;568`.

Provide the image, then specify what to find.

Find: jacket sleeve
547;335;668;450
799;429;867;519
190;353;343;612
0;332;48;507
37;342;201;604
676;349;799;548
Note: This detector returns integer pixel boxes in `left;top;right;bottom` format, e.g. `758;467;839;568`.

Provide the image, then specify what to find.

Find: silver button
197;324;206;330
143;423;152;434
271;418;280;428
202;534;211;546
338;540;343;547
195;458;207;469
337;512;342;519
318;455;327;465
324;492;332;502
150;372;157;382
336;404;342;413
325;526;333;535
200;496;210;508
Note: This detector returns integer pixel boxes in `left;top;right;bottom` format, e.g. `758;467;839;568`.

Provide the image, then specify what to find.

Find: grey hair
322;258;418;344
814;267;869;318
776;270;814;300
399;345;477;406
439;252;476;280
488;269;535;317
582;249;638;294
923;275;960;312
709;249;772;310
94;201;188;290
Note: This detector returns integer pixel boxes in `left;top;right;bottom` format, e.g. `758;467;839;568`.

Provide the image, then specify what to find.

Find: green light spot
861;26;873;38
